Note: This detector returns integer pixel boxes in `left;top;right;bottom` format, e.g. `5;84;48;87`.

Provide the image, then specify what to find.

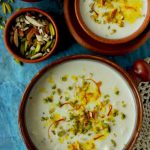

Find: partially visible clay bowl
75;0;150;44
64;0;150;55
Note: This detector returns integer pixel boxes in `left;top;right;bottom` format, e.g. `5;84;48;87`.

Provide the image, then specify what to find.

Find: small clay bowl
75;0;150;44
4;7;59;63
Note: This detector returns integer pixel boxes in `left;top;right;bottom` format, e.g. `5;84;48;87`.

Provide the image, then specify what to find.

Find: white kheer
25;59;137;150
79;0;147;39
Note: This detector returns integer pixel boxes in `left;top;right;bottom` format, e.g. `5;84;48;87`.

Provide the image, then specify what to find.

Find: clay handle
129;60;150;85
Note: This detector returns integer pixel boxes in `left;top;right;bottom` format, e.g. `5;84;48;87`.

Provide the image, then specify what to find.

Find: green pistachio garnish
52;84;56;89
57;88;62;95
114;87;120;95
57;101;62;107
68;86;73;90
43;96;53;103
111;139;117;147
113;109;119;117
121;101;127;107
121;113;126;120
52;130;56;135
104;94;110;99
65;97;69;101
41;117;49;121
61;75;68;82
58;130;66;137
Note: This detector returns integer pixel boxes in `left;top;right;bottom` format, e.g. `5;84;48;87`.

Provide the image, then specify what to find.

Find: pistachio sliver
25;41;28;52
49;23;55;37
20;42;25;55
25;15;44;27
43;40;52;51
50;39;55;48
13;29;19;47
35;43;41;53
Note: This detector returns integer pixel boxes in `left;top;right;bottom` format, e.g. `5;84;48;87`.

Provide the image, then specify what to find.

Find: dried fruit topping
10;11;56;60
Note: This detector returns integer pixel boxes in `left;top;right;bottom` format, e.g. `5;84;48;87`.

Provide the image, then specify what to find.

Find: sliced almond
25;15;44;27
30;53;42;60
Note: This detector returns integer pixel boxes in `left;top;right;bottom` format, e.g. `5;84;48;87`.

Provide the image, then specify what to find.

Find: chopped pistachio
121;101;127;107
57;88;62;95
65;97;69;101
121;113;126;120
49;107;55;114
57;101;62;107
114;87;120;95
113;109;119;117
111;29;117;34
41;116;49;121
106;125;111;133
43;96;53;103
61;75;68;82
111;139;117;147
52;91;56;95
104;94;110;98
52;84;56;89
52;130;56;135
58;130;66;137
68;86;73;90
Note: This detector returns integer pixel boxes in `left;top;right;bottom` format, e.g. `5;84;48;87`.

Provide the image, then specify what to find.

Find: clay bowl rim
74;0;150;45
4;7;59;63
18;55;143;150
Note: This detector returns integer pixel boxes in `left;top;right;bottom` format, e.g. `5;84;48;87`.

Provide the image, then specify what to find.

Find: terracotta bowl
18;55;150;150
4;7;59;63
74;0;150;44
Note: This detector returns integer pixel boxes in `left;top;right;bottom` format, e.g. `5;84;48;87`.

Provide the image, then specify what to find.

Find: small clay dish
4;7;59;63
64;0;150;55
75;0;150;44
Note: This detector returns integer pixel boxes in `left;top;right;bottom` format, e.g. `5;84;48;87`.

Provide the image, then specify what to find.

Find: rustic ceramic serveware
4;7;59;63
19;55;150;150
64;0;150;55
74;0;150;44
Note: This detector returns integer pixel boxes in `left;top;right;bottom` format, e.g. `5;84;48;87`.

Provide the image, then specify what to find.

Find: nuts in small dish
10;11;56;60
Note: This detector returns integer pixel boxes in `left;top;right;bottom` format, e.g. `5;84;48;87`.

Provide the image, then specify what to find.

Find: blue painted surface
0;0;149;150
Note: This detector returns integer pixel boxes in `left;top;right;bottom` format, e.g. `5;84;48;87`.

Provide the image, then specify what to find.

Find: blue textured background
0;0;149;150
